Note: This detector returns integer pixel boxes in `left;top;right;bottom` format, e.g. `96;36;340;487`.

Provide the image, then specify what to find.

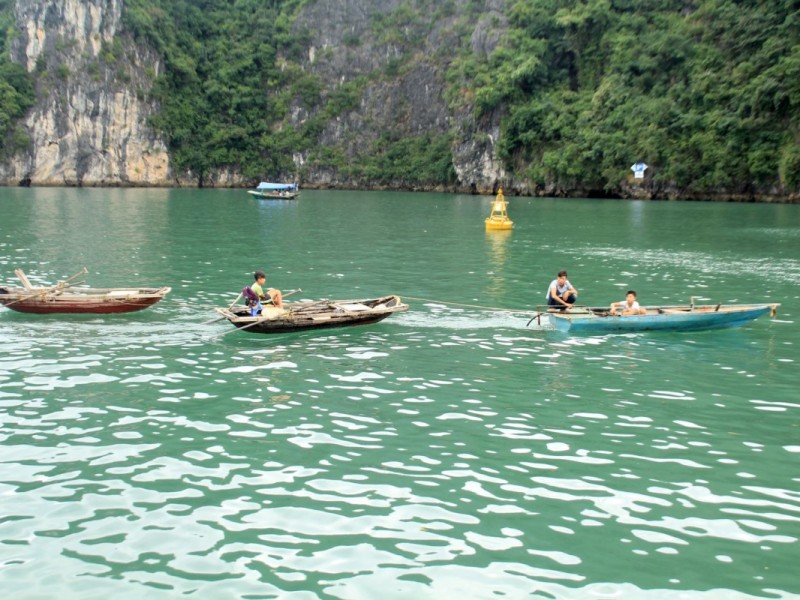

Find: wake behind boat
0;268;171;314
547;303;779;334
215;295;408;334
247;181;299;199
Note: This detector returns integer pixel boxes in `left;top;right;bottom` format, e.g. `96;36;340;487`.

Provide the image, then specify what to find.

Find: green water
0;187;798;599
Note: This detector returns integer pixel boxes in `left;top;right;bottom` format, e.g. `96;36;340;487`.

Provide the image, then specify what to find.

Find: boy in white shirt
610;290;646;315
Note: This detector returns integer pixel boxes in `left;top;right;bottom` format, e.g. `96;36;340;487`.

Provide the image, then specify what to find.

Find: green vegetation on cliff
123;0;796;195
122;0;310;184
450;0;800;195
5;0;795;195
122;0;459;187
0;0;35;159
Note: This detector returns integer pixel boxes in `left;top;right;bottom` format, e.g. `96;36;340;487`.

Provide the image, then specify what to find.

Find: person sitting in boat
242;286;261;316
610;290;646;315
547;270;578;310
251;270;283;311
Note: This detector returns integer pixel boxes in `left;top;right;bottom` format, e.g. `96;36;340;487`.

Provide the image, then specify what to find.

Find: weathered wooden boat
247;181;299;199
214;295;408;334
547;303;779;334
0;269;171;314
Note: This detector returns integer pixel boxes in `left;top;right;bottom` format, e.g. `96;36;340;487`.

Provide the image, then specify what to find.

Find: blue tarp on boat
256;182;298;191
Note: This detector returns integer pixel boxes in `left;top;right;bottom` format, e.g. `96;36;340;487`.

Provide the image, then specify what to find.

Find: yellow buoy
485;188;513;231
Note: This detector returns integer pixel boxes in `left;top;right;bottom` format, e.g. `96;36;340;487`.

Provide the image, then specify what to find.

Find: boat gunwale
214;295;409;332
547;303;778;318
0;285;172;301
547;302;779;334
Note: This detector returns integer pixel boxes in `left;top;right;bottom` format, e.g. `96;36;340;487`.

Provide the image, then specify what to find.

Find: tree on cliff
453;0;800;196
123;0;797;197
4;0;797;198
0;2;35;160
122;0;307;185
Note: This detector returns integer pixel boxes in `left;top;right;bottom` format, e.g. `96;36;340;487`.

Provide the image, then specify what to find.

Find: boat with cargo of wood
0;268;171;314
546;303;779;334
214;295;408;334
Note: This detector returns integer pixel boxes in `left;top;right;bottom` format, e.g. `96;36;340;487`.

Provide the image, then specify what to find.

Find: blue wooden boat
247;182;299;199
548;303;779;334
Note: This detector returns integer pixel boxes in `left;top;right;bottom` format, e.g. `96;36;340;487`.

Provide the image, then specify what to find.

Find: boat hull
217;295;408;334
232;310;396;333
549;304;776;334
0;287;171;314
247;190;299;200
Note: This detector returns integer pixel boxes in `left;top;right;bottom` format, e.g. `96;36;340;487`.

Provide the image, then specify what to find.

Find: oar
526;312;545;327
64;266;89;284
526;303;600;326
14;269;34;289
527;304;571;326
3;268;87;308
228;292;243;310
259;287;302;308
37;267;88;290
201;292;243;326
210;313;277;339
202;289;302;326
9;266;87;295
202;312;235;326
2;286;63;308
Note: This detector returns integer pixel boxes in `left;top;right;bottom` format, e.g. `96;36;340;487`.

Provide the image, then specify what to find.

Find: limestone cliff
0;0;795;201
0;0;169;186
288;0;509;193
0;0;511;192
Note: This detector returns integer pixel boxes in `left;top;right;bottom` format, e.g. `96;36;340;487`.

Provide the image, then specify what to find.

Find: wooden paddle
14;269;34;289
2;286;62;308
211;312;280;339
526;303;594;326
13;266;87;290
526;312;544;326
3;267;89;308
200;292;243;325
201;313;234;326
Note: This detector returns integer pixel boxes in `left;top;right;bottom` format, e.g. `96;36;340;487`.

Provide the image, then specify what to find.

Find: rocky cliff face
289;0;509;193
0;1;795;201
0;0;513;192
0;0;170;186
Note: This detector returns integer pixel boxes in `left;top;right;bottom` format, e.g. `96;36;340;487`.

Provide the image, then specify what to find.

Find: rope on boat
401;295;531;314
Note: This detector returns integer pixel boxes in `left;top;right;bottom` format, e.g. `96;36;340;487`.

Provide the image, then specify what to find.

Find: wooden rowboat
0;269;170;314
0;286;172;314
547;303;779;334
214;295;408;334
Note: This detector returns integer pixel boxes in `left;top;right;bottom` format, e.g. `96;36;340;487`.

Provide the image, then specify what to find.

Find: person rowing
243;270;283;316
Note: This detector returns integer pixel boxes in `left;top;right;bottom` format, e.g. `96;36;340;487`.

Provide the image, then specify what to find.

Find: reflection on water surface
1;189;798;598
